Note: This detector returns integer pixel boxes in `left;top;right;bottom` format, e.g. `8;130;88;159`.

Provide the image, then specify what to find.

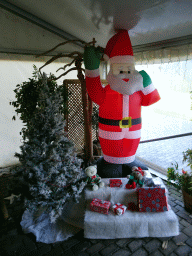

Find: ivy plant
10;65;68;140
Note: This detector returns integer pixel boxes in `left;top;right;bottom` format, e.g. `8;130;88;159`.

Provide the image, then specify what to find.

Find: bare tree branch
36;40;86;58
85;39;97;47
56;59;76;72
54;67;85;80
36;39;101;58
67;51;83;58
39;52;83;71
54;67;78;80
39;53;64;71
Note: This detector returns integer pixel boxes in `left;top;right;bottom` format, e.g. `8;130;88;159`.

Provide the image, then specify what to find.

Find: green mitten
139;70;152;88
84;46;102;70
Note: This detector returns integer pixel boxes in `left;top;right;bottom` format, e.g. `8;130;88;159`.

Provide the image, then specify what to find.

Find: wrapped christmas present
109;179;122;187
137;187;168;212
112;203;127;215
90;198;111;214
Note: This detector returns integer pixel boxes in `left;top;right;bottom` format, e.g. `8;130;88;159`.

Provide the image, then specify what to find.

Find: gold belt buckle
119;117;132;128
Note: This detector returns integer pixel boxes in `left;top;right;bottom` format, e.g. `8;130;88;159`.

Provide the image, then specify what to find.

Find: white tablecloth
84;173;179;239
20;171;179;243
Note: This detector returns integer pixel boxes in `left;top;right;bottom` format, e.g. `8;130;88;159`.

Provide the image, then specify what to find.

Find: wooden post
75;58;93;165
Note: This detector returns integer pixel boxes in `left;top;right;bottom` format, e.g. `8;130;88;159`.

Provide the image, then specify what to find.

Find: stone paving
1;175;192;256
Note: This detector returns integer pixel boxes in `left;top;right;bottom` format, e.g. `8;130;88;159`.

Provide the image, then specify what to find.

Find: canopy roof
0;0;192;56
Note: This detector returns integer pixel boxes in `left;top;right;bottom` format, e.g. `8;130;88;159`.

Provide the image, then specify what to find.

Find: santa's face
107;63;144;95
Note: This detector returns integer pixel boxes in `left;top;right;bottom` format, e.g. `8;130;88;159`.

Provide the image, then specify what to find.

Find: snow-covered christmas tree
13;71;86;223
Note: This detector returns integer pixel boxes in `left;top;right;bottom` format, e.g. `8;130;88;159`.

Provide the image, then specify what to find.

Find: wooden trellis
37;37;105;165
64;79;108;153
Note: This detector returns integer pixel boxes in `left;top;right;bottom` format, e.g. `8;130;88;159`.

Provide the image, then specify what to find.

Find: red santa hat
104;30;134;65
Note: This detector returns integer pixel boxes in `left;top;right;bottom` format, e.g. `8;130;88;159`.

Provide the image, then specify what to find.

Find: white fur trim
103;154;135;164
109;55;135;64
123;95;129;119
141;83;155;95
85;68;100;78
98;128;141;140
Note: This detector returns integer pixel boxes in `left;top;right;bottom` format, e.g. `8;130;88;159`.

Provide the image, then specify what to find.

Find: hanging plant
9;65;68;140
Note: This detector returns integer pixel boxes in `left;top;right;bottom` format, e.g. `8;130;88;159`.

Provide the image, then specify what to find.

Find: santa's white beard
107;70;143;95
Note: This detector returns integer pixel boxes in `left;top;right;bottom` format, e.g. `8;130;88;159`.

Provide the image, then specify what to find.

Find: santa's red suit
85;30;160;164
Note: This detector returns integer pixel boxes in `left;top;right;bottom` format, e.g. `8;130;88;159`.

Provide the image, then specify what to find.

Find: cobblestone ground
1;175;192;256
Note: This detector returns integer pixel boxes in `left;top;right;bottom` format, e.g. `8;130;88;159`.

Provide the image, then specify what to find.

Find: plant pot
182;189;192;213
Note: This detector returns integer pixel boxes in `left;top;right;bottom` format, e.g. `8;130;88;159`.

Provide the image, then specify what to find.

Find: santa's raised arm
84;30;160;178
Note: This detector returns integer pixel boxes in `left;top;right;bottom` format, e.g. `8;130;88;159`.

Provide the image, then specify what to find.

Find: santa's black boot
97;157;123;178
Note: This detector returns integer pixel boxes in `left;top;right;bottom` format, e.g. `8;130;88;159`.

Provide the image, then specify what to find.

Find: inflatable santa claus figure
84;30;160;178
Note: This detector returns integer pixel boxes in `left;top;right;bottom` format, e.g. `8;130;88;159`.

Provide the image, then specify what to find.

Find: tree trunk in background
76;58;93;165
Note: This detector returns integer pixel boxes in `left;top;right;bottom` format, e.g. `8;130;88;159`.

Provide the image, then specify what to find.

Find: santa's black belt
99;116;141;128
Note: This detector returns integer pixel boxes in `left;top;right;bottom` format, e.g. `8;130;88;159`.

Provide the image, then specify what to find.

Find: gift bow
113;203;127;213
91;175;96;179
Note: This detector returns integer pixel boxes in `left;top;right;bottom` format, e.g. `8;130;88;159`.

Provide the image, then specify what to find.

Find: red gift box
137;187;168;212
90;198;111;214
109;179;122;187
112;203;127;215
